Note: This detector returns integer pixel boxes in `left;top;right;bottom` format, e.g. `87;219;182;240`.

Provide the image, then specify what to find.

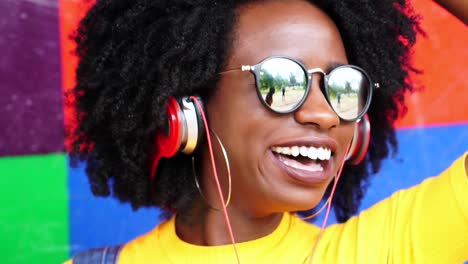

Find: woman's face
202;0;355;216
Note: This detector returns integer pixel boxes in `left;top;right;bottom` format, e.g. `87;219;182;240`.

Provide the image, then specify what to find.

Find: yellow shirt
68;153;468;263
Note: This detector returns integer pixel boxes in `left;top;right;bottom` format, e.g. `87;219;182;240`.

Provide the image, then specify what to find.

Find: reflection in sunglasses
221;56;375;121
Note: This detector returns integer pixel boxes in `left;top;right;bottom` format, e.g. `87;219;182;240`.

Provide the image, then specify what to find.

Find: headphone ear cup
150;96;206;181
346;114;371;165
191;96;205;149
151;96;183;180
178;96;204;154
158;96;183;157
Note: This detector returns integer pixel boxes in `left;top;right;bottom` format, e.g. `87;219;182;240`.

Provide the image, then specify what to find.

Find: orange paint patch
57;0;467;132
397;0;468;128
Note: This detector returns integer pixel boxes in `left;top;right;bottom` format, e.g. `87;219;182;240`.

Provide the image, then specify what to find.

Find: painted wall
0;0;466;262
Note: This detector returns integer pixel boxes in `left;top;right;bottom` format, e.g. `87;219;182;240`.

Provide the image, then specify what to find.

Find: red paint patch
59;0;94;150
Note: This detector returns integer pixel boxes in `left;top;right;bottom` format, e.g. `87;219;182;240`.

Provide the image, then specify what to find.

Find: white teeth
317;147;326;160
308;147;318;160
283;159;298;169
299;146;308;157
271;146;332;160
291;146;300;157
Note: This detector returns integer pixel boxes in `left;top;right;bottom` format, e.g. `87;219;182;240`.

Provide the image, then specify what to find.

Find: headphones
150;96;370;180
150;96;204;181
345;114;371;165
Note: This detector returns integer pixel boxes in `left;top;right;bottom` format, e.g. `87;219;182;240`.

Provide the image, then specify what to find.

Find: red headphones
150;96;370;180
150;96;203;181
345;114;371;165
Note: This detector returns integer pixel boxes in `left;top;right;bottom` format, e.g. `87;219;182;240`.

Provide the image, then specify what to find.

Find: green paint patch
0;153;69;263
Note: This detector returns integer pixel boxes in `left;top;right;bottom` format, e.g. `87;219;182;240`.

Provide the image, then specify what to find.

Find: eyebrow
298;59;347;72
320;61;347;73
328;61;346;69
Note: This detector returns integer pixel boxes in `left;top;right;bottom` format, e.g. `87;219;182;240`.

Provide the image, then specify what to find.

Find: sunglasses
221;56;379;121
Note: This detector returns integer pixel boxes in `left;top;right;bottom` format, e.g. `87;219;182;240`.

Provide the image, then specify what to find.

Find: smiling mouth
270;145;333;183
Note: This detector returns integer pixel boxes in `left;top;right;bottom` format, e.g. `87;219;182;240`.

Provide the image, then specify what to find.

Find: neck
175;199;283;246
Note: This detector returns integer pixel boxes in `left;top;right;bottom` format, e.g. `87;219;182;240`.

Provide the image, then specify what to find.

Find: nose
294;75;340;129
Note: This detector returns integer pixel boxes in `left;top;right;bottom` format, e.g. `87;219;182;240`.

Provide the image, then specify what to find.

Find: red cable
191;96;351;264
190;96;241;263
308;143;350;263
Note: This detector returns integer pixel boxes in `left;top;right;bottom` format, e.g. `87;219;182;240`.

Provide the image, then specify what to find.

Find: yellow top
68;152;468;263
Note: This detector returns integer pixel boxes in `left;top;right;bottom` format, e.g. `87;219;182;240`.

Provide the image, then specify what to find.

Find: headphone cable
190;96;241;264
307;143;350;263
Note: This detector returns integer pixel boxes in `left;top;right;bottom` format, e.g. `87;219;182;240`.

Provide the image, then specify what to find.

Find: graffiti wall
0;0;466;262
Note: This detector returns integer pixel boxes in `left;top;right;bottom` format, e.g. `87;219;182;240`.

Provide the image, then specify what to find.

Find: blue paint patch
68;124;468;252
68;160;160;255
359;124;467;211
315;123;468;225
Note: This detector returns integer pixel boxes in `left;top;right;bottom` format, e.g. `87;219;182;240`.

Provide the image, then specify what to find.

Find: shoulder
64;219;172;264
118;218;173;263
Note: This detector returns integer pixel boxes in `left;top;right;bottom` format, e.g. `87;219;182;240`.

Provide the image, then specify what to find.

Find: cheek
206;78;271;143
346;123;356;146
339;122;358;160
205;80;275;174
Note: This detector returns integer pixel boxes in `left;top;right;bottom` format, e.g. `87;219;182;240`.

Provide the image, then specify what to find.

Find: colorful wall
0;0;466;263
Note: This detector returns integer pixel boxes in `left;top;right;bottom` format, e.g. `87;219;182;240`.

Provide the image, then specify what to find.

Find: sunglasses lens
327;67;370;120
258;58;307;113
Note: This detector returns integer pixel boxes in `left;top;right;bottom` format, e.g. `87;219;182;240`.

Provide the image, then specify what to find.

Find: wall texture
0;0;466;262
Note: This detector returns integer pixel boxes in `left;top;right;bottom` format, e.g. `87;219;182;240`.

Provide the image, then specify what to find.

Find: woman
67;0;467;263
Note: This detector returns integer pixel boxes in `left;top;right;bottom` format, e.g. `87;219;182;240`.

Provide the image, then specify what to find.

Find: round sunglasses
221;56;379;121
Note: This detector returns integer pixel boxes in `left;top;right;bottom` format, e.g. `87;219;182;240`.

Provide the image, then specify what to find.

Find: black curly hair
68;0;422;222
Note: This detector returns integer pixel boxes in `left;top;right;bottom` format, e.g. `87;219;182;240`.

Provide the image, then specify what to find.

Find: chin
273;191;325;213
